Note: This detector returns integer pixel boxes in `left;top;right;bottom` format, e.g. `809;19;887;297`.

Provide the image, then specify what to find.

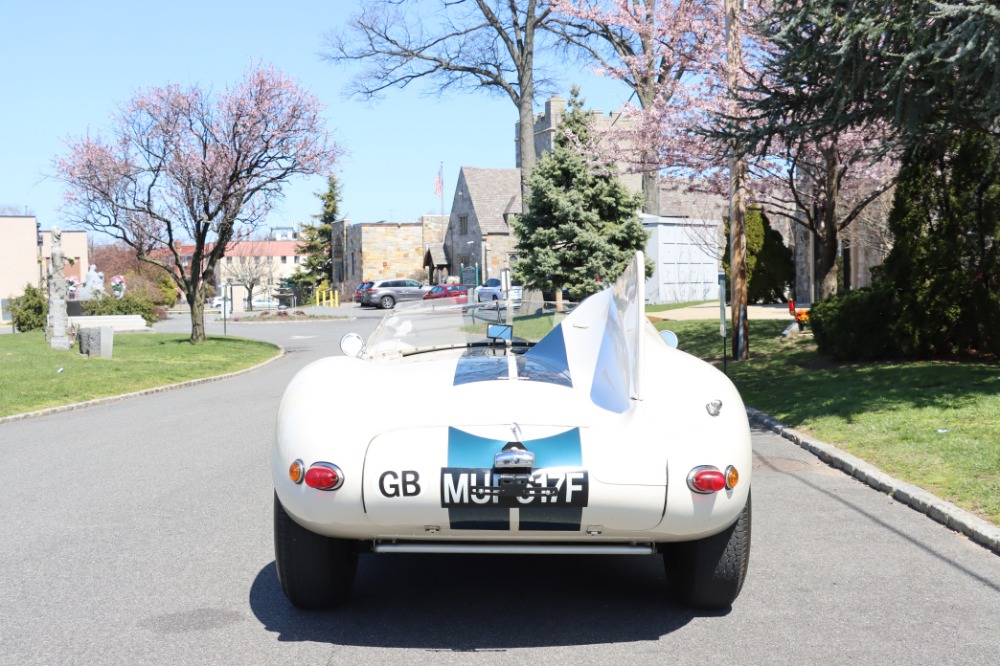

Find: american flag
435;165;443;198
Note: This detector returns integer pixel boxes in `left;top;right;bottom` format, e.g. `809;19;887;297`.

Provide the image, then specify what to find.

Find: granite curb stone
747;406;1000;555
0;347;285;427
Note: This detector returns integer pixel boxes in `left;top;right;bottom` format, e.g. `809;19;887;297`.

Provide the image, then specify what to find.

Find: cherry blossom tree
548;0;724;212
56;64;340;343
746;131;899;300
553;2;899;302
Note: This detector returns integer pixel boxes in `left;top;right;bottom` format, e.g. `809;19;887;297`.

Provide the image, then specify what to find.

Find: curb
747;406;1000;556
0;347;285;427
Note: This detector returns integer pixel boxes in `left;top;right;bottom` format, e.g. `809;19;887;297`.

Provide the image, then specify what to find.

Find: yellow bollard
335;291;339;307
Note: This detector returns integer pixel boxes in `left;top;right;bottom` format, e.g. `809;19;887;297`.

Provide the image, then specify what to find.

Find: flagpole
439;161;444;218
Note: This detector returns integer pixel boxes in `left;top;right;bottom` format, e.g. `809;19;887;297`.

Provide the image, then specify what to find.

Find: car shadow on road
249;552;718;648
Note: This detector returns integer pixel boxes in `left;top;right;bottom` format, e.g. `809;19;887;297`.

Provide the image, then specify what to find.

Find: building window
294;256;300;264
459;215;468;235
281;256;287;264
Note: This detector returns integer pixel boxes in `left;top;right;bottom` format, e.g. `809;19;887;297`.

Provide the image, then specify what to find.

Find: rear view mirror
340;332;364;357
487;324;512;341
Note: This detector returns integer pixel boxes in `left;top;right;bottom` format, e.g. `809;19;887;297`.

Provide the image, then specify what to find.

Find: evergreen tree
728;0;1000;154
292;175;341;297
879;132;1000;358
513;88;650;301
722;208;794;304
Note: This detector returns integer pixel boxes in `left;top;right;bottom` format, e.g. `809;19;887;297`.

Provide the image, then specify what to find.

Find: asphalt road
1;307;998;665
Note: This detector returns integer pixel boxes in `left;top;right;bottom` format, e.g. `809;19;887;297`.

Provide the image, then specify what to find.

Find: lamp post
36;221;44;288
481;236;489;283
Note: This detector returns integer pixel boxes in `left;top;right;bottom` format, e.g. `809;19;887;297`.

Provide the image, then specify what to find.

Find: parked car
423;284;471;303
477;277;523;305
361;278;427;309
353;281;373;303
271;252;752;611
209;296;231;310
247;296;283;310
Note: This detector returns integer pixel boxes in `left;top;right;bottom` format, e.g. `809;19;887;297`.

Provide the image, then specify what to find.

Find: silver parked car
361;278;427;309
477;277;523;304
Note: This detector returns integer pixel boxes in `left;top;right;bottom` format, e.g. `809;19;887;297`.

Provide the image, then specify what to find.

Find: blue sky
1;1;631;236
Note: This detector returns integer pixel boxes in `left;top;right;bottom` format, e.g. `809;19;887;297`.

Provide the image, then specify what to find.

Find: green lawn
656;319;1000;526
0;332;279;418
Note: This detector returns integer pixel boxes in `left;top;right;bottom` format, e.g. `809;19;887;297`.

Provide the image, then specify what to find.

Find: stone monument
47;227;72;351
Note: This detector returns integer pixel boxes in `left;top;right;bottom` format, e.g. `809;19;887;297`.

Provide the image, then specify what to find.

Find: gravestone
78;327;114;359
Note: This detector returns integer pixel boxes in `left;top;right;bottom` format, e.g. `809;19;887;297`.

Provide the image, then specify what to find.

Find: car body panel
274;252;751;548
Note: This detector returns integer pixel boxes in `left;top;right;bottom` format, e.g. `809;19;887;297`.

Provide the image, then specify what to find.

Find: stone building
332;215;448;291
443;168;522;285
1;215;89;322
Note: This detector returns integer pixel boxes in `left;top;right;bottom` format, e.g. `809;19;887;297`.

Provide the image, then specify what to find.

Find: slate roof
461;167;522;234
424;242;447;267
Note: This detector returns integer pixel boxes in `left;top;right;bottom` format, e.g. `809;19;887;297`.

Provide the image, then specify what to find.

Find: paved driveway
0;313;997;665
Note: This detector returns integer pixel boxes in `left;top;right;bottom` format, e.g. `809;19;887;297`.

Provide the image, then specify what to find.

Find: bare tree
56;64;339;343
221;234;279;310
326;0;554;209
0;204;34;215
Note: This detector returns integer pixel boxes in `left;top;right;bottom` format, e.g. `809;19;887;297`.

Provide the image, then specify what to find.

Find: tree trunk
517;90;536;214
641;171;658;214
816;226;840;301
189;297;206;343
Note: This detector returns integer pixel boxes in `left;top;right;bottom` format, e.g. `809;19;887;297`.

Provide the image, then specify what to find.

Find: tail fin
590;251;646;412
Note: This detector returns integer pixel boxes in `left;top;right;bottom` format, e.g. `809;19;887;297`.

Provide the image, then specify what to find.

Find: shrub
811;286;900;361
10;284;48;332
81;294;156;325
723;207;794;304
878;131;1000;358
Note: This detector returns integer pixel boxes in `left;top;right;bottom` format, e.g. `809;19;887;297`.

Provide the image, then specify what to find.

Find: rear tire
664;491;751;609
273;492;358;609
379;295;395;309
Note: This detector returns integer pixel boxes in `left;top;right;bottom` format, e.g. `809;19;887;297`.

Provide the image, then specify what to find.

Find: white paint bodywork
272;252;751;546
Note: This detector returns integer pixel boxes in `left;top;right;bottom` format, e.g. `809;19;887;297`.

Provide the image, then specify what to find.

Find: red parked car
422;284;471;304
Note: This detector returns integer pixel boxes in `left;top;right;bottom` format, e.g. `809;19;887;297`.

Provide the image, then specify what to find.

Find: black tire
664;491;751;609
273;492;358;609
379;295;395;309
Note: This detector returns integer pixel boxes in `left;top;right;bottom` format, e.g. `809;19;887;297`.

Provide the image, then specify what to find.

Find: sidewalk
646;302;794;322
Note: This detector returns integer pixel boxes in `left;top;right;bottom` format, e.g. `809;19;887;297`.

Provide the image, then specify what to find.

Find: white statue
78;264;106;300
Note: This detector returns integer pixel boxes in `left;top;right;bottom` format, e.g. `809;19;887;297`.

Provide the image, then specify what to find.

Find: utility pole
726;0;749;360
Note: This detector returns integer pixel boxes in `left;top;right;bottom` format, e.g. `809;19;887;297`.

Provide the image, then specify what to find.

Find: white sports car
272;252;752;610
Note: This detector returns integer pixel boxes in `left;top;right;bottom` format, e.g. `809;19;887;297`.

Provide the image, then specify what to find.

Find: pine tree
879;132;1000;358
292;175;341;297
513;88;649;301
722;208;794;304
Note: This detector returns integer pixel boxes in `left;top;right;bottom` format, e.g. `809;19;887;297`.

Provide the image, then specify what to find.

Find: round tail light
725;465;740;490
687;466;727;494
289;459;304;484
305;462;344;491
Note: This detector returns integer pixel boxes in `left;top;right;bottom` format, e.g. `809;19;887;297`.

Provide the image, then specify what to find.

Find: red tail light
305;462;344;491
687;466;727;494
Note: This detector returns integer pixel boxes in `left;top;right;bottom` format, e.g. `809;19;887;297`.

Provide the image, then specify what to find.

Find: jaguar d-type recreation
272;252;752;610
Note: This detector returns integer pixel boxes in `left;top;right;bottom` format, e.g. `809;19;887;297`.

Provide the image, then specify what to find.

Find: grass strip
655;318;1000;526
0;332;279;418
